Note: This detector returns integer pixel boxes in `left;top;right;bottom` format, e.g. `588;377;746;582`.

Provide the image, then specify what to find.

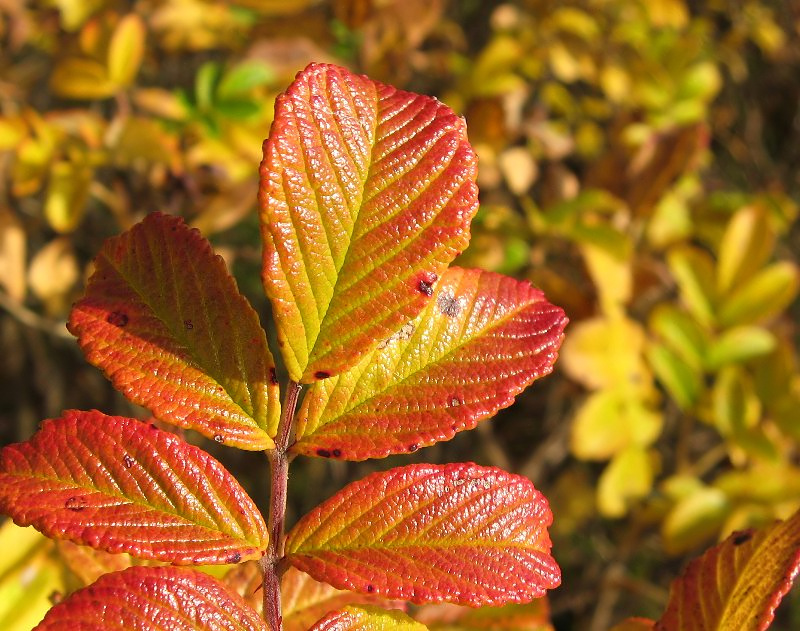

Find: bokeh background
1;0;800;629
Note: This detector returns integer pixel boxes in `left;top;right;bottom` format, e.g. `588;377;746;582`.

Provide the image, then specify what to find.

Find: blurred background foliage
1;0;799;629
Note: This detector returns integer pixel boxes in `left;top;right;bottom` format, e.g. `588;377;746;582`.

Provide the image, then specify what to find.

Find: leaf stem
262;379;302;630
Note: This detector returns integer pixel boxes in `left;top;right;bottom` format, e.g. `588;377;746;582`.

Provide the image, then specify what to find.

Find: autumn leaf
310;606;428;631
655;507;800;631
33;566;266;631
293;267;566;460
285;463;560;606
259;63;478;383
0;410;268;564
68;212;280;450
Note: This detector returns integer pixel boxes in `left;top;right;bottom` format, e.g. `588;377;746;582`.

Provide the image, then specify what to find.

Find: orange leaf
656;508;800;631
294;267;566;460
0;411;267;564
260;63;478;382
285;463;560;606
68;212;279;450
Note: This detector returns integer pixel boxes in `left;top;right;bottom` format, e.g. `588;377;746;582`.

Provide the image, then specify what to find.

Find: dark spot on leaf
64;496;87;512
106;311;129;327
332;449;342;458
449;395;462;407
184;319;194;330
214;434;225;443
227;552;242;563
269;367;278;385
315;371;331;380
366;584;374;593
733;531;753;546
123;454;135;469
316;449;331;458
437;293;460;317
150;423;158;431
49;591;63;605
408;444;419;452
418;279;434;296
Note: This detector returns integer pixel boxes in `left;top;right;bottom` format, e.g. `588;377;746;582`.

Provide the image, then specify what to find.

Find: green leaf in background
667;246;717;329
716;205;774;296
705;325;776;370
647;342;702;410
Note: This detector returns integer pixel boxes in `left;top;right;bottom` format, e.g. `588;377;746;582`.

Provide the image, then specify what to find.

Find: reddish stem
262;380;302;630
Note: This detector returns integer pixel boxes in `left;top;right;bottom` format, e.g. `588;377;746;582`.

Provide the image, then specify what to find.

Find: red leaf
656;508;800;631
33;566;266;630
68;212;279;450
260;63;478;383
310;606;427;631
0;410;268;564
293;267;567;460
285;463;560;606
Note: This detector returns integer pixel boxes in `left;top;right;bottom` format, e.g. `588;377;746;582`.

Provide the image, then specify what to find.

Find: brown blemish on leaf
418;279;434;296
448;395;462;407
732;531;753;546
106;311;129;327
228;552;242;563
269;367;278;385
123;454;135;469
366;584;375;593
314;371;331;380
408;444;419;452
437;292;460;317
184;319;194;330
316;448;331;458
378;322;415;349
332;448;342;458
64;496;87;512
214;434;225;443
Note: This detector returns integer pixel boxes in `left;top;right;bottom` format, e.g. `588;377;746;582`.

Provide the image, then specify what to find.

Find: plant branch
261;379;302;630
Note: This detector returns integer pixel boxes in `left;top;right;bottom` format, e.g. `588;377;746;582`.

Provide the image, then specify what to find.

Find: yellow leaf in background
582;242;632;315
560;316;650;391
571;388;662;461
110;117;180;169
717;261;800;327
0;116;26;150
28;237;80;316
107;13;146;87
44;161;93;233
51;0;105;32
231;0;314;14
598;446;655;518
132;88;190;121
50;57;115;99
644;0;688;28
600;64;631;104
0;207;26;302
0;522;65;631
150;0;248;51
667;246;717;329
550;7;599;40
662;486;730;554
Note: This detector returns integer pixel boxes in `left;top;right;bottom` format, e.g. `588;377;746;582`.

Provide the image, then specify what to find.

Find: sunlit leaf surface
33;566;266;630
293;267;566;459
285;463;560;606
259;63;478;382
656;508;800;631
310;606;427;631
68;212;279;450
0;410;268;564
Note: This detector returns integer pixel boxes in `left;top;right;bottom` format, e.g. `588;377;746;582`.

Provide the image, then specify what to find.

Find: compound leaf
293;267;566;460
655;508;800;631
310;606;427;631
259;63;478;383
285;463;560;606
68;212;279;450
0;410;267;565
33;566;266;631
